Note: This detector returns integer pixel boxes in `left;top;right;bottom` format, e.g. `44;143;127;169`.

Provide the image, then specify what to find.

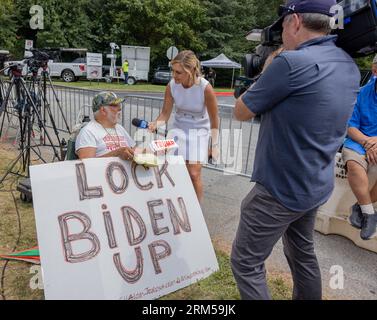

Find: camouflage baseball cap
92;91;125;112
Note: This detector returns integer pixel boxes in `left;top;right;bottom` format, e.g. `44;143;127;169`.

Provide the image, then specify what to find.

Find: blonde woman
148;50;219;203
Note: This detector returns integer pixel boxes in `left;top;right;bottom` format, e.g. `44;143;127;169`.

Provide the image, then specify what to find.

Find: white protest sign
30;156;218;300
86;52;103;80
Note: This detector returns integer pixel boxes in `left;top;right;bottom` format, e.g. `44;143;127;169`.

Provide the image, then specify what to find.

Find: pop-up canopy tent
201;53;241;88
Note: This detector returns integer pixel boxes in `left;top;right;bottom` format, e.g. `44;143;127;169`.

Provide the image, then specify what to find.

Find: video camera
236;0;377;97
25;48;50;74
0;50;24;76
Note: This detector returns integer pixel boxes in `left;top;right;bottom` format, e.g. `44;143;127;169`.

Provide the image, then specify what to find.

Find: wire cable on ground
0;166;23;300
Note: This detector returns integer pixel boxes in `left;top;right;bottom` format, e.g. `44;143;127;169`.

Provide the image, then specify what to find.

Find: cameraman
231;0;360;300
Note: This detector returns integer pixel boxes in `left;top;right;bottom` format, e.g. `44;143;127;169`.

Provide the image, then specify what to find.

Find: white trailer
121;45;150;85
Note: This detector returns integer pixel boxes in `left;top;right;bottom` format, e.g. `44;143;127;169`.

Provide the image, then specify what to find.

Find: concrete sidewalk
201;167;377;300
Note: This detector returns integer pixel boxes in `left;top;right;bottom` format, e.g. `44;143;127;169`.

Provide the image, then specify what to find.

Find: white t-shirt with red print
75;120;135;157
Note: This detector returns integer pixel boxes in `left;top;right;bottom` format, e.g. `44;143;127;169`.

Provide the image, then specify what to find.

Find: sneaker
349;203;363;229
360;212;377;240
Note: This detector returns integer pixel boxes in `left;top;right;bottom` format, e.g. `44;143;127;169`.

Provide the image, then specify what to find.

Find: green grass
214;88;233;93
53;80;167;92
163;249;292;300
52;80;234;93
0;143;43;300
162;251;241;300
0;143;291;300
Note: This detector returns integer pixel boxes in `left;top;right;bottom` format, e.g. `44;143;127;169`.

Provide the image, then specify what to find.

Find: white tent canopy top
200;53;241;69
201;53;241;88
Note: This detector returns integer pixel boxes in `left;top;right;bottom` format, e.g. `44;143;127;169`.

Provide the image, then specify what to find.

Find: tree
3;0;286;67
198;0;283;62
0;0;18;52
87;0;208;67
12;0;93;54
197;0;284;85
249;0;283;28
355;56;373;71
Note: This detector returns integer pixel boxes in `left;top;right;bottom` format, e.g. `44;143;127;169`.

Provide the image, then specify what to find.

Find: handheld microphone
132;118;149;129
131;118;167;136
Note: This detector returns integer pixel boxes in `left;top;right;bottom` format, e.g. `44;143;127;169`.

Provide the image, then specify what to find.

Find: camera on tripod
0;47;71;198
8;62;24;74
25;49;50;74
235;0;377;98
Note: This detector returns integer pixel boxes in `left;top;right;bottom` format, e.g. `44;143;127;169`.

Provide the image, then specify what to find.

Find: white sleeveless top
170;77;210;132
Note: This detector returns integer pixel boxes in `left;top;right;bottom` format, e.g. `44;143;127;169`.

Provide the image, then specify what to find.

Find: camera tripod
0;79;5;118
23;62;71;154
0;60;70;185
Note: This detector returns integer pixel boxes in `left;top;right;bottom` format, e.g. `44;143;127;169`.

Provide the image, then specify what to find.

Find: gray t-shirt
242;35;360;212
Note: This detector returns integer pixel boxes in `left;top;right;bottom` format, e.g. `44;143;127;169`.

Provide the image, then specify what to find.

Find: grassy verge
52;80;234;93
0;143;291;300
163;250;292;300
0;143;43;300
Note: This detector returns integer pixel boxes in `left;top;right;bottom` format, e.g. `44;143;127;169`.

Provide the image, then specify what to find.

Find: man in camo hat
75;91;136;160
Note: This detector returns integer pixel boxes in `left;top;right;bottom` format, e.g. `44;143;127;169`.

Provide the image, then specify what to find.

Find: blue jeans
124;72;128;84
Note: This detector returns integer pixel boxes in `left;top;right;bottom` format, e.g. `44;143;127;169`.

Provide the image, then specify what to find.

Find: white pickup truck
4;48;87;82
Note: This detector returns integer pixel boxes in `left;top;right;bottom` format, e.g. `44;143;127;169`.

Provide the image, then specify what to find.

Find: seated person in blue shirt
342;57;377;240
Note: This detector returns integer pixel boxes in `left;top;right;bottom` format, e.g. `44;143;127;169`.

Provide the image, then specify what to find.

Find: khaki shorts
342;147;368;171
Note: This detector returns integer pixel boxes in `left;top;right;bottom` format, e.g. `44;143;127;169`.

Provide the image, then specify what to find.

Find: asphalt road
114;90;236;106
201;168;377;300
41;85;236;130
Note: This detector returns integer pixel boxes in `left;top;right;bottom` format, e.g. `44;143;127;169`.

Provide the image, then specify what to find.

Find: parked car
45;48;87;82
151;66;172;85
4;48;87;82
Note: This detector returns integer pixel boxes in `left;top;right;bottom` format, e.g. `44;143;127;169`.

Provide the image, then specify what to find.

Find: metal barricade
1;82;259;177
43;84;97;132
121;94;259;178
